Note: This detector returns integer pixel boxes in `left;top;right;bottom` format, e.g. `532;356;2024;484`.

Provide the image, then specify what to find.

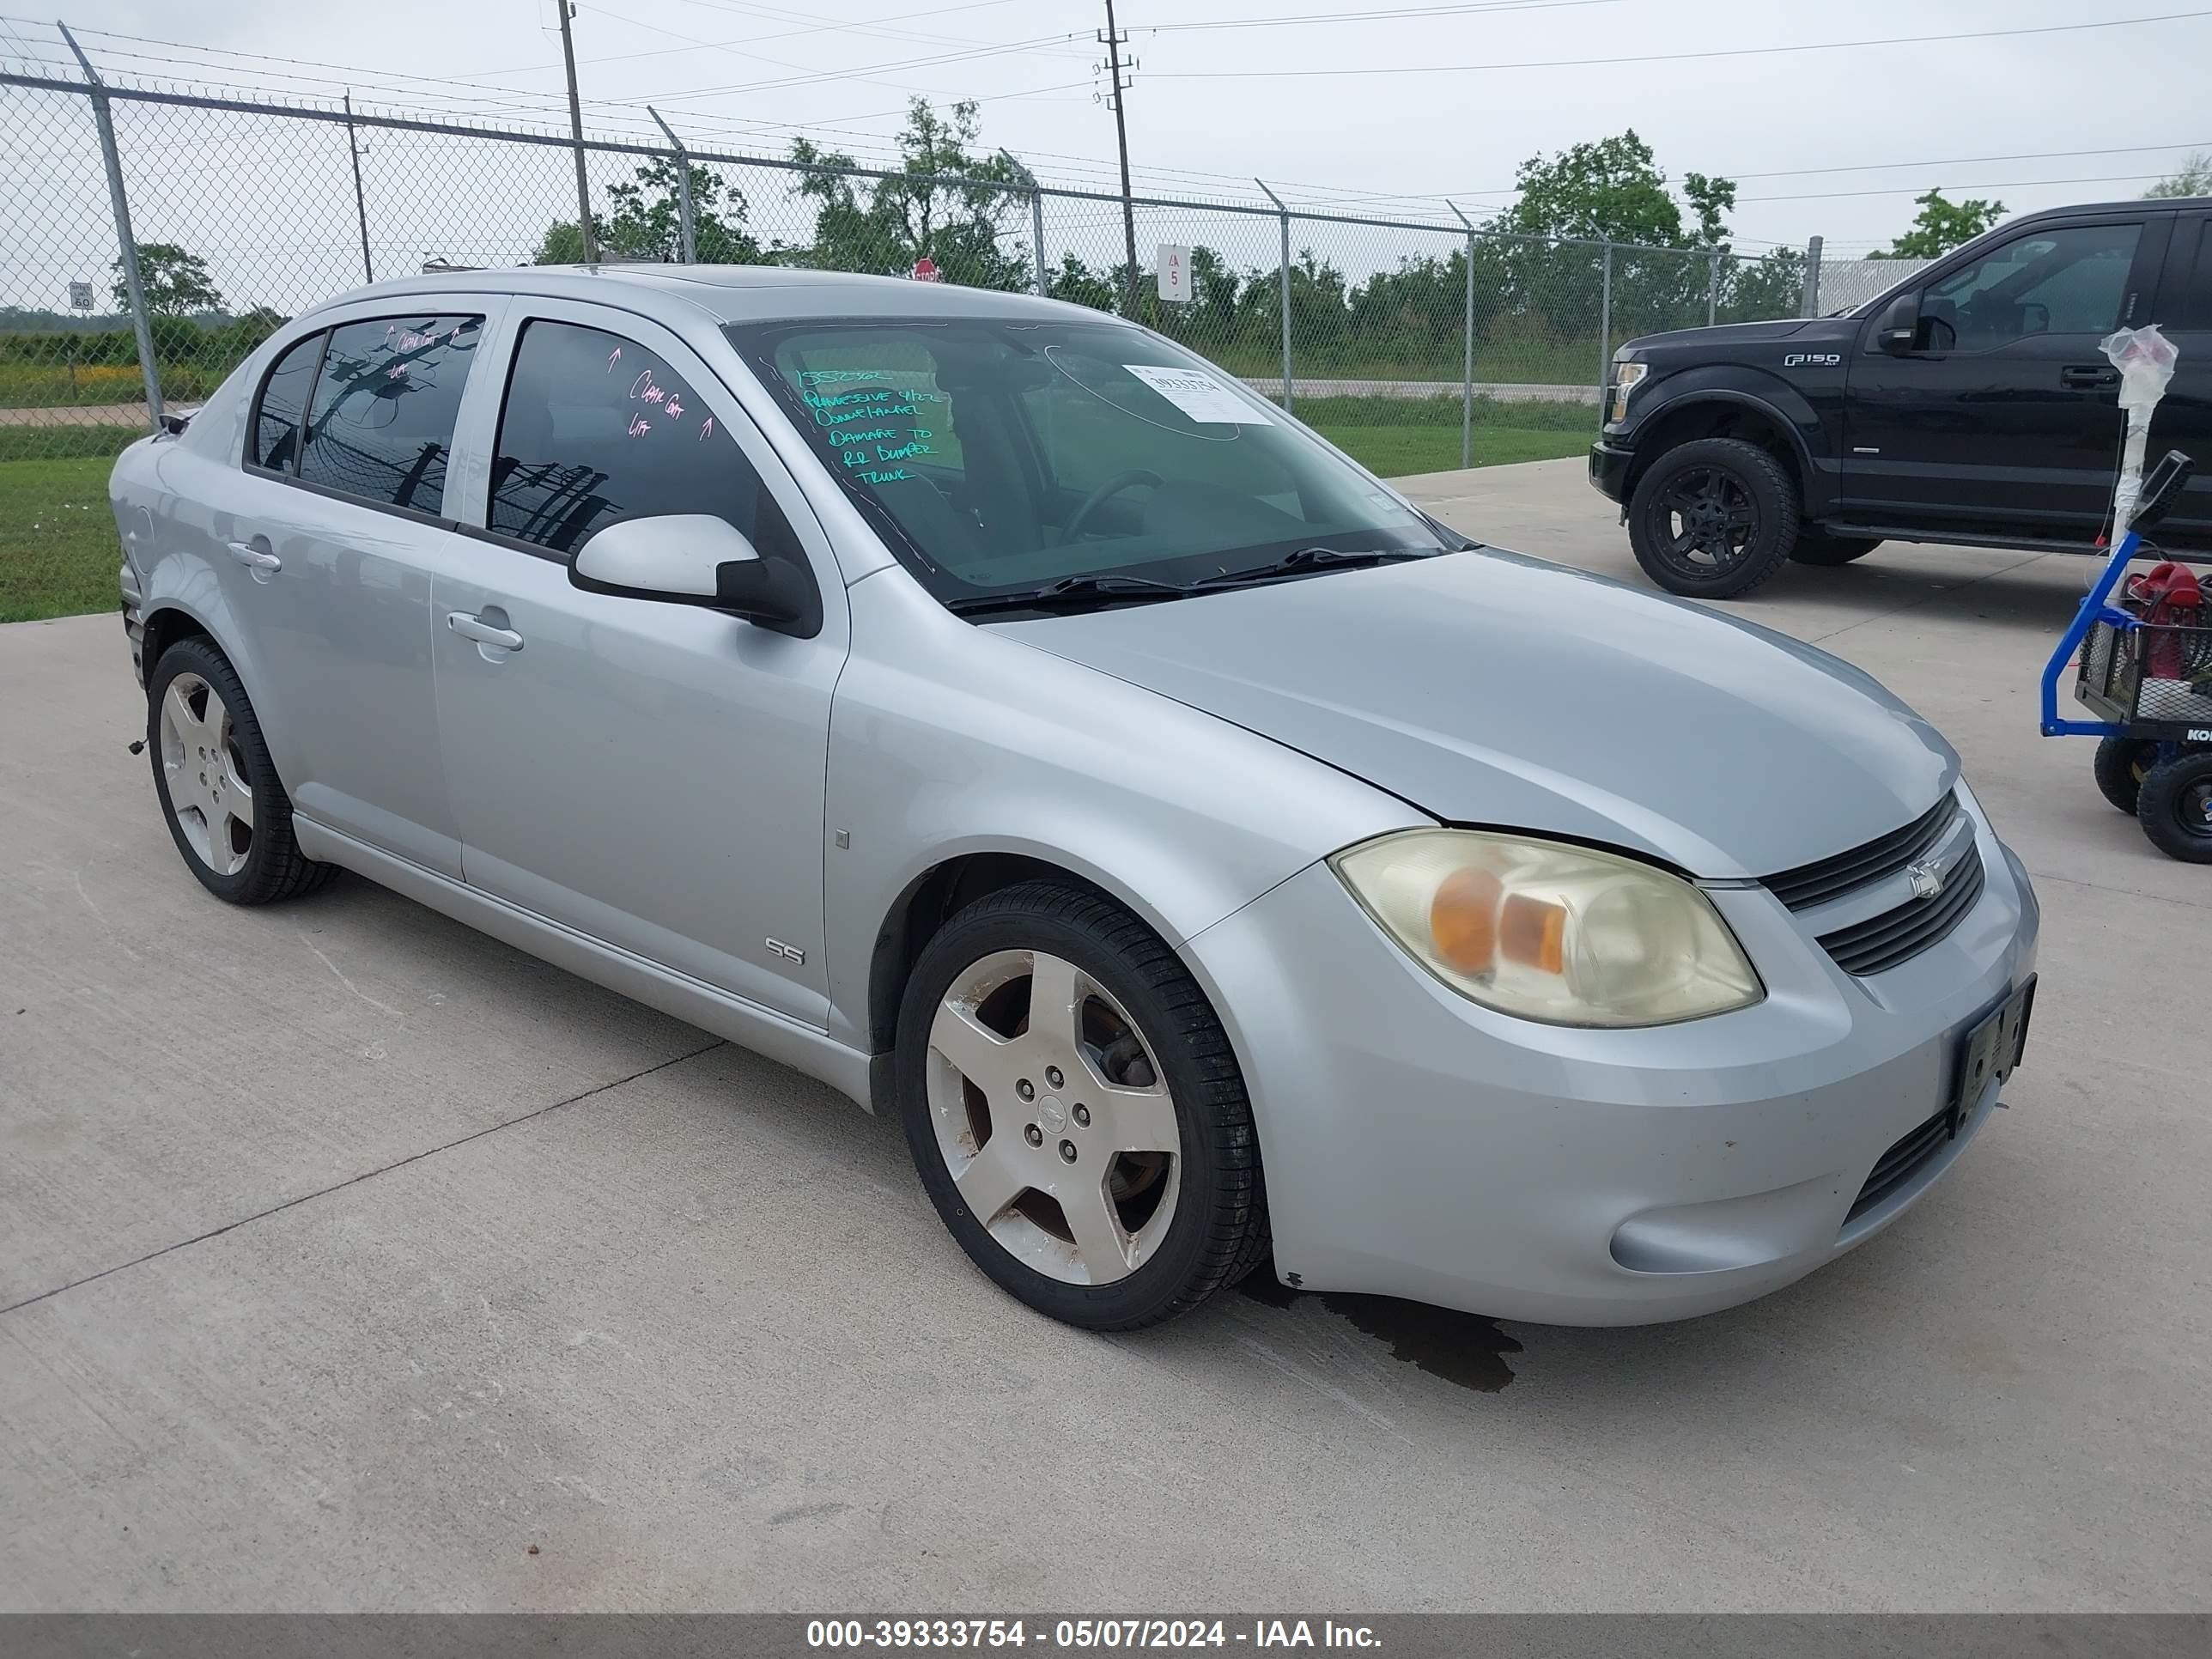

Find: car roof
303;263;1129;329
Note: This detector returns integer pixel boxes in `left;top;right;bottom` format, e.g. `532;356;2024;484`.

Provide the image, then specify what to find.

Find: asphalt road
3;458;2207;1612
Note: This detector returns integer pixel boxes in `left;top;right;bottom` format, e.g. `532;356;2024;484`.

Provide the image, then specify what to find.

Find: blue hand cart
2040;447;2212;861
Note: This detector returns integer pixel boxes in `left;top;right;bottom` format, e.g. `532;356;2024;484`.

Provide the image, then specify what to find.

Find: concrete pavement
3;458;2207;1611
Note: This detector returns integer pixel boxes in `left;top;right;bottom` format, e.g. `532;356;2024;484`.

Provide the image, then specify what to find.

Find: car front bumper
1589;439;1633;506
1178;797;2039;1326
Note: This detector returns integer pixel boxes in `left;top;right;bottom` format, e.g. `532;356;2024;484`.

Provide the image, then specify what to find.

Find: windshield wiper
945;573;1196;617
1190;545;1439;591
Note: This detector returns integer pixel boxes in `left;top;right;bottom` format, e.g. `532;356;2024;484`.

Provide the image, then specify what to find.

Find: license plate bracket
1951;975;2035;1132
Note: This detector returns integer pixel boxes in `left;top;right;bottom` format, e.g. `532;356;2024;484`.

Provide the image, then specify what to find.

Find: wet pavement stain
1241;1276;1522;1392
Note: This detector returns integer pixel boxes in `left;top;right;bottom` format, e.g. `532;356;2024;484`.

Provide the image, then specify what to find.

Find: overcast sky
3;0;2206;306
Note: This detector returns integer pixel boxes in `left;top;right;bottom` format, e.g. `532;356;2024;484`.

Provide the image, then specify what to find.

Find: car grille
1763;793;1961;911
1812;844;1984;977
1847;1105;1952;1222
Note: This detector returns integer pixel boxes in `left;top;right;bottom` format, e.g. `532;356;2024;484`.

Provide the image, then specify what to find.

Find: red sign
911;256;941;283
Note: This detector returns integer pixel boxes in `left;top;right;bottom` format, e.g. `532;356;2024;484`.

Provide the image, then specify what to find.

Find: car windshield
726;317;1455;608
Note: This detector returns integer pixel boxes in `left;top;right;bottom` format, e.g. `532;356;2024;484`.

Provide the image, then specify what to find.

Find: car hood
997;550;1955;878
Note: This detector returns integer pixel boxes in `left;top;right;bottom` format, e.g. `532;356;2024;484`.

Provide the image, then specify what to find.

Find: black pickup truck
1590;196;2212;599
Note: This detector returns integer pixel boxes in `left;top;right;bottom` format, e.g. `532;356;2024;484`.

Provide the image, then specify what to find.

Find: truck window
1920;223;2142;350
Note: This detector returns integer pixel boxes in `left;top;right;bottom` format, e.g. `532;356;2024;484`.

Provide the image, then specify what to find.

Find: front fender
1621;368;1840;516
821;570;1424;1054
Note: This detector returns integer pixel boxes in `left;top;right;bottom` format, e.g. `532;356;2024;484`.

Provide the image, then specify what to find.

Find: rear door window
296;313;483;516
249;330;325;473
486;316;796;558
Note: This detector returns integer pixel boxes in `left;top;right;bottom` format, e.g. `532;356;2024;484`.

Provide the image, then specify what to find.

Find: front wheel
2094;736;2159;815
2137;750;2212;862
895;880;1269;1329
1626;436;1800;600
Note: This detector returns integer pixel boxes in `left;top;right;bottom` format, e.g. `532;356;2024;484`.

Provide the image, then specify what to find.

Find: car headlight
1330;830;1762;1028
1608;359;1648;422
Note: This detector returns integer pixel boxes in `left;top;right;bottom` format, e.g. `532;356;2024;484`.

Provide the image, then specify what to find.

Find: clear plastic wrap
2100;323;2180;534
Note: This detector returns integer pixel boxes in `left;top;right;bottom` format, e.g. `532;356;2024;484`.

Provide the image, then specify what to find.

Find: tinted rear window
250;330;325;473
296;314;483;515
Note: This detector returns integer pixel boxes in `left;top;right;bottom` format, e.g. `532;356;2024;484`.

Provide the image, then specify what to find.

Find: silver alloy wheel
927;948;1183;1286
159;672;254;877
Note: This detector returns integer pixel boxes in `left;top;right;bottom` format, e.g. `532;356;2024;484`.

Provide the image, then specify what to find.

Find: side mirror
569;514;819;636
1875;292;1920;355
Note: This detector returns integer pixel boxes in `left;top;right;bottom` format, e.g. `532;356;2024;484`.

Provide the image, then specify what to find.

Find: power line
1149;9;2212;79
1145;0;1624;30
1738;170;2185;204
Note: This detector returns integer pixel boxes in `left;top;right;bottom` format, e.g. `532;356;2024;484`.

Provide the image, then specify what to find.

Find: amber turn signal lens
1429;866;1502;974
1499;893;1566;975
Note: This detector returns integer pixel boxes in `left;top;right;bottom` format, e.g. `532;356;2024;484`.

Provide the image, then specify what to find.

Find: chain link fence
0;58;1874;526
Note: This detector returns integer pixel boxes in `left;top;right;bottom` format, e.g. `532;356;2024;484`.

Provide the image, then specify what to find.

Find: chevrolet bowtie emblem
1905;856;1947;901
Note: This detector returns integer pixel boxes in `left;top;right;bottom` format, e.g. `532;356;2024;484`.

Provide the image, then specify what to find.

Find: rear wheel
2137;750;2212;862
1790;528;1884;567
148;637;335;905
1626;436;1799;600
2094;735;2159;815
895;880;1268;1330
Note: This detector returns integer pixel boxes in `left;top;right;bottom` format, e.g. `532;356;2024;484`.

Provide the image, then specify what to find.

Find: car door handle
226;539;281;572
2060;365;2119;389
447;611;524;652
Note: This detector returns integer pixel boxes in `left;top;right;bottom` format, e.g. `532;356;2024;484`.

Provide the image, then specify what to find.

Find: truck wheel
2137;750;2212;862
1791;529;1884;567
2094;736;2158;815
1627;437;1799;600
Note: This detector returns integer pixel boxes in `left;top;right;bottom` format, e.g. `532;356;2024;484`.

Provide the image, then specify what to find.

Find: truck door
2146;210;2212;550
1840;216;2166;545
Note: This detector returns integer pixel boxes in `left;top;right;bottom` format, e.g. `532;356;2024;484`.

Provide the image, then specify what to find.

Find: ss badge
765;938;806;965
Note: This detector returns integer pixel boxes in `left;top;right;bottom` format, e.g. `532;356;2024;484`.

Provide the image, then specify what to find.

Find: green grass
1;452;125;623
1315;423;1592;477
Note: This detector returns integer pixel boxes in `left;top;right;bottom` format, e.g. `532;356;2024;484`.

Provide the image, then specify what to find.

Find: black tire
2137;750;2212;863
1626;436;1800;600
895;879;1269;1330
2094;735;2159;816
1790;528;1885;567
147;636;337;905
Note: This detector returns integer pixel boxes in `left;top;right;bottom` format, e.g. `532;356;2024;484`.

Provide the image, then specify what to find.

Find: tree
533;156;765;264
2144;152;2212;198
112;242;222;315
1869;189;2007;260
1484;131;1745;337
1501;130;1698;247
790;98;1036;290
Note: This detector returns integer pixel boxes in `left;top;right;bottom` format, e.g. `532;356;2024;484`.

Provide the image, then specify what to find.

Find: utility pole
343;93;373;284
1098;0;1139;320
556;0;597;264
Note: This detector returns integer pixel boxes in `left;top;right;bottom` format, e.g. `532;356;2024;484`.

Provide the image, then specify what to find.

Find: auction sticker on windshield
1122;363;1273;425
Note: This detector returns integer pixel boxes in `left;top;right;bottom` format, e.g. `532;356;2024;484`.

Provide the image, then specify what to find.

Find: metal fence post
1706;248;1721;326
1030;187;1048;298
1595;240;1612;433
1800;234;1824;319
1449;200;1475;471
647;107;696;263
58;24;161;427
343;93;373;283
1257;179;1293;416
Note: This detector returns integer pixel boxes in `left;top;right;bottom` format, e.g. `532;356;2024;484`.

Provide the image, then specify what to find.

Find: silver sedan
110;266;2038;1329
